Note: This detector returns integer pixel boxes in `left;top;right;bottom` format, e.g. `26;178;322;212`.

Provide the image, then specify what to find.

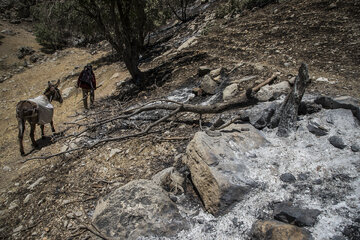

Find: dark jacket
77;69;96;90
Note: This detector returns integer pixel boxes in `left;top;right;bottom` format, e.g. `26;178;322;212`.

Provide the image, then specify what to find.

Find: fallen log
23;74;277;161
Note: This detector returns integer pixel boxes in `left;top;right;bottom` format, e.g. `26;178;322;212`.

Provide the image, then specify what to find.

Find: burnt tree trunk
270;63;310;137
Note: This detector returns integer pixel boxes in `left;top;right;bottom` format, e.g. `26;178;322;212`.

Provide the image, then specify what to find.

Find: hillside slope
0;0;359;239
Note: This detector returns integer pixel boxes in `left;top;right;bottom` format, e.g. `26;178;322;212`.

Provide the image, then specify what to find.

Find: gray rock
210;67;223;77
307;119;329;136
315;96;360;121
325;109;359;131
298;102;322;115
92;179;188;239
28;177;46;190
297;173;309;181
241;102;278;129
177;36;197;51
1;29;16;36
328;136;346;149
256;81;290;102
201;75;218;95
280;173;296;183
61;87;74;99
273;202;322;227
184;123;268;215
222;83;239;101
351;144;360;152
23;194;33;204
198;66;211;77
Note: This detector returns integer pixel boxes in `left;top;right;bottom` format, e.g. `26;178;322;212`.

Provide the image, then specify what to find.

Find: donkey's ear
48;81;52;86
55;79;60;87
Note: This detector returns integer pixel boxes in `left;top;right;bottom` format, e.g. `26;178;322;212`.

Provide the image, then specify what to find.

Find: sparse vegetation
216;0;279;18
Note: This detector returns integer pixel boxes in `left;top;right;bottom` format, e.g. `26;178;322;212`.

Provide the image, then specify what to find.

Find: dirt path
0;20;130;191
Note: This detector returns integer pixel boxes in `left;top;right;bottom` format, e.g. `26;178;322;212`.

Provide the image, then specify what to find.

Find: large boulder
251;220;313;240
184;123;268;215
92;179;188;239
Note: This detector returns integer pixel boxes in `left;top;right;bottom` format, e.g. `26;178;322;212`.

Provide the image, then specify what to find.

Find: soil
0;0;359;239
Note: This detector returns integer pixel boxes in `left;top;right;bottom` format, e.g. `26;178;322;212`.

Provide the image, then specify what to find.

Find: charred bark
270;63;310;137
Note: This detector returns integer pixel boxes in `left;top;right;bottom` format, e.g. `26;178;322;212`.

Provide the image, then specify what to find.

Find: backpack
80;67;94;88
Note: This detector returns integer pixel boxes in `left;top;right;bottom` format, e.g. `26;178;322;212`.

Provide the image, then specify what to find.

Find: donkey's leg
30;123;38;148
18;119;25;155
50;121;56;133
40;125;45;138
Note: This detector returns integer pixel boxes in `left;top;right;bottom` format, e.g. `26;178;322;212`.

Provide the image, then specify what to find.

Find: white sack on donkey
16;80;63;155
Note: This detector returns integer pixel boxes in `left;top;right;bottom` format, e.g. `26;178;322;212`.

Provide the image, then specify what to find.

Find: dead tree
270;63;310;137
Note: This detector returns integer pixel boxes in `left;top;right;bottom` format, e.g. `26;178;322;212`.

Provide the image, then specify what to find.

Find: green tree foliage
74;0;167;87
32;1;98;50
32;0;168;87
164;0;196;22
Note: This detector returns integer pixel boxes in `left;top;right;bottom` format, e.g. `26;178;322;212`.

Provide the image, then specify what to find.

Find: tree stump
270;63;310;137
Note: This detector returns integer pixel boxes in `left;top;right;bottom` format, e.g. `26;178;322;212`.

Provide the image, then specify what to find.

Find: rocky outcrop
184;123;268;215
251;220;313;240
92;179;188;239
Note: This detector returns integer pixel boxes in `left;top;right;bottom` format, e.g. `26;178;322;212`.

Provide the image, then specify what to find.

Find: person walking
77;64;96;110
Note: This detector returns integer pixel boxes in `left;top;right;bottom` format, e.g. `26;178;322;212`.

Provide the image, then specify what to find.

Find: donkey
16;80;63;155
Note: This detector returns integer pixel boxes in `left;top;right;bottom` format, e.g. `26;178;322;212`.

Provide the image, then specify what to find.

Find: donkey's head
44;80;63;103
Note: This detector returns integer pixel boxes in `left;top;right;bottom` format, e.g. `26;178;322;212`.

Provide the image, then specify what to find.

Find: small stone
13;225;23;233
313;179;322;185
307;120;328;136
210;67;222;77
284;62;291;67
297;173;309;181
274;202;322;227
201;75;218;95
198;66;211;77
108;148;121;159
351;144;360;152
75;211;83;217
24;194;33;204
9;200;19;210
280;173;296;183
66;212;75;219
28;177;46;190
328;136;346;149
3;166;11;171
169;194;178;203
192;87;203;96
329;2;337;9
44;227;50;232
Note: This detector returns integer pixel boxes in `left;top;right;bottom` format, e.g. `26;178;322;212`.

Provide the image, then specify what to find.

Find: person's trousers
82;89;94;109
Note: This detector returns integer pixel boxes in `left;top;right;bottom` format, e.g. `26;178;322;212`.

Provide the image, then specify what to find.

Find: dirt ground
0;0;359;239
